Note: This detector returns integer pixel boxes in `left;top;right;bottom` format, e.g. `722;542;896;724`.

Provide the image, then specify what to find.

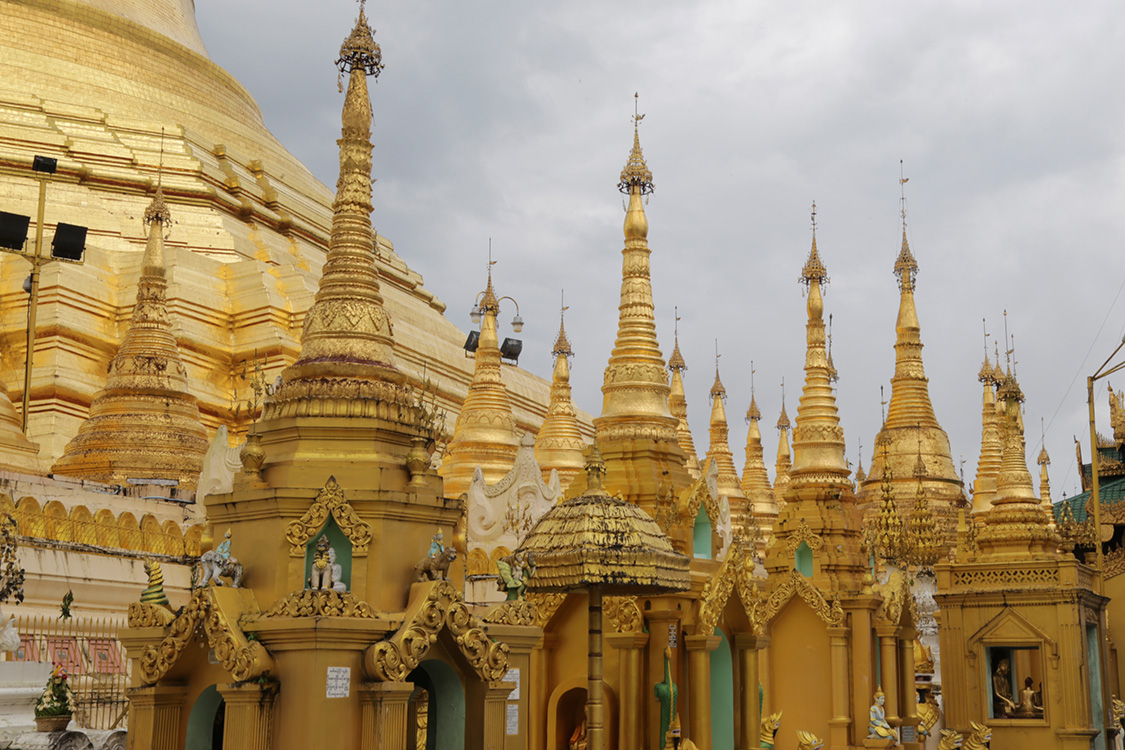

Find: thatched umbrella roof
516;445;691;596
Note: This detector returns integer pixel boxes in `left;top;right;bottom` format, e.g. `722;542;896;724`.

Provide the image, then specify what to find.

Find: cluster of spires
24;7;1064;570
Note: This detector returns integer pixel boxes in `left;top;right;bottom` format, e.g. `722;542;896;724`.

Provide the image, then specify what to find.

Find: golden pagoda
972;346;1004;513
439;265;520;497
120;15;529;749
668;323;703;479
1038;443;1053;506
740;377;779;534
50;187;208;489
0;379;41;474
774;395;793;502
859;221;962;552
534;305;587;490
936;366;1110;748
703;362;749;533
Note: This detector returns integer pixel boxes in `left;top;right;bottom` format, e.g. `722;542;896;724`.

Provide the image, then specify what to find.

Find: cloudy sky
196;1;1125;500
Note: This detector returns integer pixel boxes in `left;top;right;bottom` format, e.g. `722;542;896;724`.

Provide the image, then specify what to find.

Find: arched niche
94;509;119;547
710;629;735;750
70;506;96;545
694;506;713;560
795;541;813;577
185;684;224;750
303;515;352;591
408;659;465;750
546;675;617;750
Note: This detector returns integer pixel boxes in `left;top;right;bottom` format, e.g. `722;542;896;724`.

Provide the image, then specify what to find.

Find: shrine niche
285;476;372;592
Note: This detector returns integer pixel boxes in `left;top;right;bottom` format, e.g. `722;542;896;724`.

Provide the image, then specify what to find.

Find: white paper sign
506;703;519;735
667;623;678;648
505;667;521;700
326;666;350;698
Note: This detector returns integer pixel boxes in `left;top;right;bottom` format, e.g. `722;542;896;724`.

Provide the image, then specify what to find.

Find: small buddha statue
992;658;1016;716
1015;676;1043;718
867;687;899;741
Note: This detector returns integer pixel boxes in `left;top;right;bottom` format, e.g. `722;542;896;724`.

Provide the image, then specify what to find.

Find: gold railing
10;613;129;730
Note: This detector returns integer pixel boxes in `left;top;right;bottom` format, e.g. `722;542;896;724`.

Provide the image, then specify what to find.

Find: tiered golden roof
440;266;519;496
667;332;701;479
860;229;961;549
741;389;778;527
51;188;208;488
873;451;904;563
971;350;1003;513
703;364;749;531
975;371;1059;559
904;447;941;566
534;309;587;491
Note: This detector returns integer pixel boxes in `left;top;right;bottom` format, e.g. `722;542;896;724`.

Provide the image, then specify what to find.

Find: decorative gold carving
604;596;643;633
482;599;538;627
367;581;509;684
526;592;567;629
755;569;844;630
127;601;176;629
1106;545;1125;580
872;568;911;626
950;566;1058;588
285;477;372;556
784;519;825;555
139;588;272;685
263;589;376;618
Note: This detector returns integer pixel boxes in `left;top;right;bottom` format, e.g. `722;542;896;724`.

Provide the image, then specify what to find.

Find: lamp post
1087;337;1125;591
0;156;87;432
464;260;524;363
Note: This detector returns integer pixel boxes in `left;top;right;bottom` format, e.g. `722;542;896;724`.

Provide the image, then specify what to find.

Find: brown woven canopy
515;446;691;595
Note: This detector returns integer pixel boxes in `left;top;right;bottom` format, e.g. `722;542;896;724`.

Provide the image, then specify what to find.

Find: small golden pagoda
119;13;529;749
703;363;750;534
534;306;587;491
774;397;793;502
668;327;703;480
440;265;521;497
936;367;1110;749
972;346;1005;513
0;380;41;474
859;224;962;552
741;382;779;535
50;187;208;489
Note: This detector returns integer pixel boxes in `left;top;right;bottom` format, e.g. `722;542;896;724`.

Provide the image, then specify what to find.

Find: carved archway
284;476;372;556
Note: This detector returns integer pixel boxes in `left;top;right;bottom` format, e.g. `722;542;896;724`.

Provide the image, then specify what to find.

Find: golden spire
905;440;940;566
266;10;409;425
667;308;701;478
861;176;960;552
741;362;778;525
774;383;792;499
535;294;586;491
52;187;208;488
703;351;748;530
1037;423;1052;506
790;204;850;487
976;368;1058;558
595;98;678;445
873;448;904;563
971;336;1003;513
441;260;519;496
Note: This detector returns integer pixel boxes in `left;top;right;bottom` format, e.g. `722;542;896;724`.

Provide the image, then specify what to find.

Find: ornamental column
734;633;768;750
608;631;649;749
828;625;852;748
685;634;721;750
125;684;186;750
876;626;901;726
359;682;413;750
219;682;278;750
898;632;923;750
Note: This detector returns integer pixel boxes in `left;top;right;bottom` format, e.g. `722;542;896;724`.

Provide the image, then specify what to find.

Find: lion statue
414;547;457;581
937;729;964;750
759;711;783;749
962;721;992;750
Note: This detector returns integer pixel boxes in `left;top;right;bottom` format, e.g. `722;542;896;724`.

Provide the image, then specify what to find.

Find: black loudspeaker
32;156;58;174
463;330;480;353
51;223;86;262
500;337;523;363
0;212;30;251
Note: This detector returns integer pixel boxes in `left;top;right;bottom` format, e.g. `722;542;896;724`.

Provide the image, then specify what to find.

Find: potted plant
34;663;73;732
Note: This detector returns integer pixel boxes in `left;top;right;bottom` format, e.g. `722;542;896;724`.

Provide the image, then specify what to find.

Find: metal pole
1088;376;1104;592
21;175;48;434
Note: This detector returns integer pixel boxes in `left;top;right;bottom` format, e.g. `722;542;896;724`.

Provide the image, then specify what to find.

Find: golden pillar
125;684;186;750
828;625;852;748
359;682;413;750
875;626;900;725
734;633;768;750
897;632;922;750
686;634;721;750
484;623;541;750
466;680;517;749
219;682;277;750
530;633;556;750
609;631;649;750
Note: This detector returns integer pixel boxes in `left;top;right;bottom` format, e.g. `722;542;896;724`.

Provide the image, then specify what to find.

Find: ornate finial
618;94;654;195
914;431;926;478
893;162;918;293
746;361;760;422
140;561;171;608
585;443;608;496
777;380;790;430
874;442;903;563
710;340;726;401
144;128;172;228
336;2;384;78
800;202;830;286
479;244;499;314
1038;418;1050;467
978;319;995;383
880;384;887;426
668;306;686;372
552;290;572;357
827;313;839;383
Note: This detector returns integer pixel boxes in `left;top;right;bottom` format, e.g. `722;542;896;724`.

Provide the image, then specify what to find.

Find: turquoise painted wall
185;685;223;750
410;659;466;750
303;515;353;589
795;541;813;577
694;507;712;560
710;630;735;749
